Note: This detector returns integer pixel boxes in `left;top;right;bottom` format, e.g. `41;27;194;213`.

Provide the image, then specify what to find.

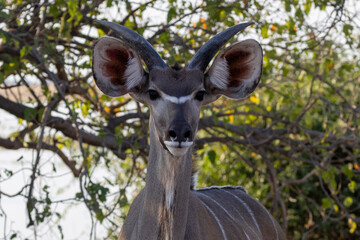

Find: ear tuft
93;36;145;97
207;57;229;90
206;39;263;99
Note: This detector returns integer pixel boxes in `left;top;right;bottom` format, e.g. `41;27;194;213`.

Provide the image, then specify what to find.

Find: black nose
168;124;192;142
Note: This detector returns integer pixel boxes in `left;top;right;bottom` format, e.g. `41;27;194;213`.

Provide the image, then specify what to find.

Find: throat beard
160;200;174;240
159;163;176;240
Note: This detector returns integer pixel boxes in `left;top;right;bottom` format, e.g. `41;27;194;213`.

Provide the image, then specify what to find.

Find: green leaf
57;225;64;240
322;167;337;190
321;198;332;209
96;209;105;223
20;45;32;58
10;233;17;239
341;165;354;179
348;181;356;193
67;0;83;25
75;192;82;200
343;24;353;37
106;0;113;7
81;102;90;117
343;196;353;208
303;2;312;15
208;150;216;166
167;7;177;23
0;72;4;84
261;25;269;38
37;108;44;122
285;1;291;12
24;107;37;122
295;8;304;22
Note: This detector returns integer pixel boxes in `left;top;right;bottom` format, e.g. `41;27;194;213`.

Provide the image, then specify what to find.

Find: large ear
205;39;263;100
92;36;145;97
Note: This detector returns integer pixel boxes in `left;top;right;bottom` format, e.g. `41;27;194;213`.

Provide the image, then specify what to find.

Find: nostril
168;125;192;142
184;130;191;140
169;130;177;141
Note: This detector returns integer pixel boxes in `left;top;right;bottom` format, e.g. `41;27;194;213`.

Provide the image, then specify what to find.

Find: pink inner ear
106;48;130;63
100;48;130;86
224;50;252;64
224;50;254;88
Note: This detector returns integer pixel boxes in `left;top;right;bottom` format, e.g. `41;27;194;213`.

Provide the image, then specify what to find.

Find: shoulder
191;185;249;209
192;185;247;196
191;185;266;217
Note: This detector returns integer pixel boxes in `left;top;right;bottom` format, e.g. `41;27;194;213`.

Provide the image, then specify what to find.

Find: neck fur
137;119;193;240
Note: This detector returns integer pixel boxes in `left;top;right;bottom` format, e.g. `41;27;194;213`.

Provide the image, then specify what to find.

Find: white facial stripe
165;141;179;147
164;141;193;157
180;141;193;147
166;146;190;157
164;141;193;147
161;92;194;104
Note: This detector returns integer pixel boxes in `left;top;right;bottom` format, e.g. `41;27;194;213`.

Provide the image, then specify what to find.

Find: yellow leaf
270;25;277;32
229;115;234;123
225;110;234;123
348;218;357;234
354;163;359;170
327;62;334;69
97;28;105;37
249;96;260;104
321;131;330;144
274;160;280;168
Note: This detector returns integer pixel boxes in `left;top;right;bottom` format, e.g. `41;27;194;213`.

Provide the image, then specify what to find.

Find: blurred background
0;0;359;239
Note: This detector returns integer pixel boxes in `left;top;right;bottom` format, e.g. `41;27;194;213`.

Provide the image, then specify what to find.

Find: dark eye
195;91;206;101
148;90;160;100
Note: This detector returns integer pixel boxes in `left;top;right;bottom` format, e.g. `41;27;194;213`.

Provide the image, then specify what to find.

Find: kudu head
92;21;263;157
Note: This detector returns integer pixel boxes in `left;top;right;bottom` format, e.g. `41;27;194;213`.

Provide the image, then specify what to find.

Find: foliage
0;0;359;239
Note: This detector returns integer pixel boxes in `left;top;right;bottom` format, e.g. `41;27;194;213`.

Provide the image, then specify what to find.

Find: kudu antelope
92;20;285;240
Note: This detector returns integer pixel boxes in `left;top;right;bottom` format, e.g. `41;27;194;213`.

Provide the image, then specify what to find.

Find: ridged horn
94;20;168;71
188;22;254;72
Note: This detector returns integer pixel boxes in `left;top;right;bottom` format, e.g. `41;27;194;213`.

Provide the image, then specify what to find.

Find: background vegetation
0;0;359;239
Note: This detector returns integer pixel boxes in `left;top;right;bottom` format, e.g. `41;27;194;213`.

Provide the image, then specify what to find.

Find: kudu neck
147;118;193;176
138;118;193;239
